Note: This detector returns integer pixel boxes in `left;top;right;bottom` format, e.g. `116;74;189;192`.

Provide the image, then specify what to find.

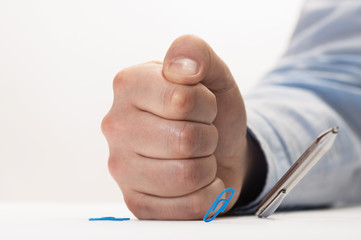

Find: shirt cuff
228;107;288;215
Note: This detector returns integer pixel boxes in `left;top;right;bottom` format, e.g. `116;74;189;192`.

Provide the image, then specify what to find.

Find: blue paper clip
89;217;130;221
203;188;235;222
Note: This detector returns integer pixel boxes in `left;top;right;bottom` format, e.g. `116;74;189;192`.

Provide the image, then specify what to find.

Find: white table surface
0;202;360;240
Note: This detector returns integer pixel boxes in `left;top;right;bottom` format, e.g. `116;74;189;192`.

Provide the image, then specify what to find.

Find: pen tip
332;126;339;134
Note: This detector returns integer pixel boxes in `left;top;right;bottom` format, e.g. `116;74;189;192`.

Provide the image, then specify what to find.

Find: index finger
113;62;217;124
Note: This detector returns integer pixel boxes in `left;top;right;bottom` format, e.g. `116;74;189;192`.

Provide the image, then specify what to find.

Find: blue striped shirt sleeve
232;0;361;214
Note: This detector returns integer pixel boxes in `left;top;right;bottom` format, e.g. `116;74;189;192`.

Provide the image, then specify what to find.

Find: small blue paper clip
89;217;130;221
203;188;235;222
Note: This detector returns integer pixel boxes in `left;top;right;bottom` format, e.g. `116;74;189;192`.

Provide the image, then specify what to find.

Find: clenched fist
101;35;264;220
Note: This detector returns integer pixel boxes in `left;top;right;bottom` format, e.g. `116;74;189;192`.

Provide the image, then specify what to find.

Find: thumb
163;35;237;93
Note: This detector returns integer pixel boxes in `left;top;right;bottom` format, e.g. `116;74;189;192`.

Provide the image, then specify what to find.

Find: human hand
101;35;257;220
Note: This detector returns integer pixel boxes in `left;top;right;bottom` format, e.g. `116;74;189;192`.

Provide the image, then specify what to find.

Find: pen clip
257;189;286;218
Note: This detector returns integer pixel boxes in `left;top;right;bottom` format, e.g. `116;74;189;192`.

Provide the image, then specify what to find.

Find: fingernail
168;58;199;75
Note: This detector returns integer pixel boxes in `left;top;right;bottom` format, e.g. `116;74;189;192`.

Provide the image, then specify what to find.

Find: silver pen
255;126;339;218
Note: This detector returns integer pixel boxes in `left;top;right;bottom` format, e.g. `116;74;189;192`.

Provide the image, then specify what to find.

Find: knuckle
187;194;204;218
107;156;119;180
101;113;116;137
107;155;127;184
124;193;150;220
107;156;118;178
176;123;196;157
113;69;129;93
101;113;127;139
169;86;196;118
174;161;200;192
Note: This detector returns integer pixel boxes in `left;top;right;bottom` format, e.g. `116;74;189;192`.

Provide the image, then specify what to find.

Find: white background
0;0;303;203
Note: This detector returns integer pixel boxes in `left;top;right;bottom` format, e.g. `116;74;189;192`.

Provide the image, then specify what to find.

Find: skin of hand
101;35;260;220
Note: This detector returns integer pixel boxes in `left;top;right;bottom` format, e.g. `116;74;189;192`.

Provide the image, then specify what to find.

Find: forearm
231;0;361;214
246;85;361;208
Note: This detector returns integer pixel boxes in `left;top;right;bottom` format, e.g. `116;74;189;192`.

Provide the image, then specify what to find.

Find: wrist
234;130;267;207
